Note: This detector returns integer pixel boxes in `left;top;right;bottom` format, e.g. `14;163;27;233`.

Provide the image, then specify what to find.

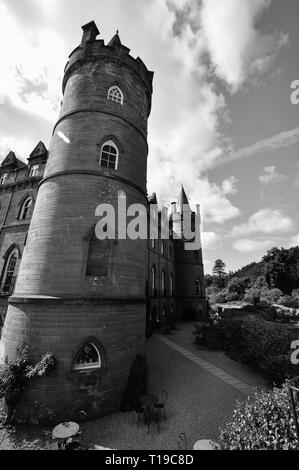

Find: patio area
0;322;270;450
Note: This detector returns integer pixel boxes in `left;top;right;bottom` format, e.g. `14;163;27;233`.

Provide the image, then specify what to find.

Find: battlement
63;21;154;103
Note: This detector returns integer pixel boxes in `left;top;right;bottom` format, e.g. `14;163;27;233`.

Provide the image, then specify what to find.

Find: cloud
259;166;286;185
211;127;299;170
289;234;299;247
221;176;238;195
202;231;221;250
200;0;288;91
233;238;274;253
232;209;293;236
0;1;65;121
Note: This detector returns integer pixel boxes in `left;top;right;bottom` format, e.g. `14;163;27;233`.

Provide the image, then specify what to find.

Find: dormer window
30;164;39;177
107;86;123;105
0;173;8;185
100;141;119;170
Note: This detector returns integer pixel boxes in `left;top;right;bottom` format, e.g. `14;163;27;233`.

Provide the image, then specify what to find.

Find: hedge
220;315;299;385
219;386;299;450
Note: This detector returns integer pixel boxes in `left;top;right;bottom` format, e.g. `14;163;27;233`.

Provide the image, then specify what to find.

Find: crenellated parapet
63;21;153;116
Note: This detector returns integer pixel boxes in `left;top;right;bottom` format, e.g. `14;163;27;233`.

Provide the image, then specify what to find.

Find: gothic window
1;248;19;295
73;342;101;371
195;279;201;296
0;173;8;185
107;86;124;105
19;196;33;221
30;164;39;177
100;141;119;170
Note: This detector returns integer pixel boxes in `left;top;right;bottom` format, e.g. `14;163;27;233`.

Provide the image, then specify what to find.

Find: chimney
81;21;100;46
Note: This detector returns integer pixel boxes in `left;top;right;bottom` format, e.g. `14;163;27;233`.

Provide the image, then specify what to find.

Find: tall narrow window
30;164;39;177
151;266;156;294
100;141;119;170
1;249;18;294
170;273;174;296
0;173;8;185
73;342;101;371
19;197;33;221
195;279;201;296
161;240;164;254
107;86;124;104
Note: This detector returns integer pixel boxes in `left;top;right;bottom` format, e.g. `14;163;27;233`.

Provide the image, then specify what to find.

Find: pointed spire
108;30;122;47
178;185;191;213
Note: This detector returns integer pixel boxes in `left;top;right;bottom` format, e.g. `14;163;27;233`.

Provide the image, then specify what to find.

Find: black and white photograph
0;0;299;455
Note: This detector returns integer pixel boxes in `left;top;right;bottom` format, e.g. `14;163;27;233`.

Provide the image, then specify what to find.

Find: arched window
161;270;165;295
1;248;19;294
107;86;124;105
0;173;8;185
73;342;101;371
30;164;39;177
151;266;156;294
195;279;201;296
170;273;174;296
19;196;33;220
100;140;119;170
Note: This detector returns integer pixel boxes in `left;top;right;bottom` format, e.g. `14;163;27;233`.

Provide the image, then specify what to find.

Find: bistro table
52;422;80;449
193;439;220;450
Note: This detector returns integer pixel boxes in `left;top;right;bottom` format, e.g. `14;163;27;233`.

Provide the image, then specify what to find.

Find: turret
1;22;154;422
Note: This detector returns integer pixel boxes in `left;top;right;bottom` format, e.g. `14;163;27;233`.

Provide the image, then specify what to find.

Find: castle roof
1;151;27;171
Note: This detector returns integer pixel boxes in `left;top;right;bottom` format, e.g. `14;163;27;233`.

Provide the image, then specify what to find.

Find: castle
0;22;206;422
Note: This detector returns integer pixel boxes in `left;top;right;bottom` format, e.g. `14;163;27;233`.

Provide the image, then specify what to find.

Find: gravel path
0;322;270;450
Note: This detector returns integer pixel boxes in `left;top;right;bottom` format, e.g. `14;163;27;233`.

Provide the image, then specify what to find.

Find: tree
212;259;227;289
212;259;226;277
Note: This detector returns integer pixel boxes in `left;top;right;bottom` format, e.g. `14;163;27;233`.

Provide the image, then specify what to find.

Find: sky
0;0;298;274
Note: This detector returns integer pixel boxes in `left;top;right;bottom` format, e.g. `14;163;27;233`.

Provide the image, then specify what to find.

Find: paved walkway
0;322;270;450
156;334;253;395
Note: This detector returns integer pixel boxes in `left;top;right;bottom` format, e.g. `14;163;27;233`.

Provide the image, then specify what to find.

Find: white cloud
233;238;274;253
202;231;221;250
0;2;65;121
200;0;288;91
259;166;286;185
289;234;299;247
212;127;299;170
232;209;293;236
221;176;238;195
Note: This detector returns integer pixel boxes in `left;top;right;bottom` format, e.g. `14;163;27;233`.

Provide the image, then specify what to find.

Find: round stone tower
1;21;153;422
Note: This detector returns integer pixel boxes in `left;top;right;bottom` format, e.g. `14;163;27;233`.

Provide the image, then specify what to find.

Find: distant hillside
231;246;299;294
232;261;262;282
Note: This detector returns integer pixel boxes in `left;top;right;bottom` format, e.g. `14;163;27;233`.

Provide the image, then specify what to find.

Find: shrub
0;344;56;424
219;386;299;450
244;287;260;305
220;316;299;385
260;287;283;304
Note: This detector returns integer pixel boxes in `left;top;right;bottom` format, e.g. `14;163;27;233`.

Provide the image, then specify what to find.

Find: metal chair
178;432;187;450
288;376;299;441
154;390;168;420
